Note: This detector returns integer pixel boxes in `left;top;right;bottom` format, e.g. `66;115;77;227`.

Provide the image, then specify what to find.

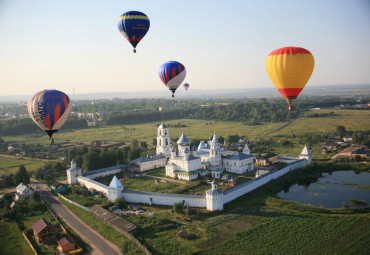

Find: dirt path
264;118;299;136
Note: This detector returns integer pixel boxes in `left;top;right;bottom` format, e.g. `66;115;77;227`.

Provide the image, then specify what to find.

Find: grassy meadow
0;155;49;174
0;222;34;255
2;109;369;147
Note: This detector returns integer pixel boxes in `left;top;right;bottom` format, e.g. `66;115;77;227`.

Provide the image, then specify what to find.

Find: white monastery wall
223;159;307;204
77;176;108;194
82;167;123;180
122;190;206;208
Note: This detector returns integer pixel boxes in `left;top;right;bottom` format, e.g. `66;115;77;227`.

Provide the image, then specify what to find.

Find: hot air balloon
118;11;150;53
183;83;189;91
158;61;186;97
266;46;314;110
28;90;72;143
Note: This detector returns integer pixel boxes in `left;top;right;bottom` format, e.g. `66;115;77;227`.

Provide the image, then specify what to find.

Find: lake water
277;170;370;208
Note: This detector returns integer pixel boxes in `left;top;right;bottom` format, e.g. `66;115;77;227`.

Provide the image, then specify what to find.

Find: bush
173;202;183;214
114;198;126;209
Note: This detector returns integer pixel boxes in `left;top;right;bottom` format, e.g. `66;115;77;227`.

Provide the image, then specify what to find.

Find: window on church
165;131;167;135
159;140;162;146
159;130;162;136
166;139;168;145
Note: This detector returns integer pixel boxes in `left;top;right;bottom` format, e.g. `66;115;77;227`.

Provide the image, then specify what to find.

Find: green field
0;221;34;255
2;109;369;159
0;154;58;175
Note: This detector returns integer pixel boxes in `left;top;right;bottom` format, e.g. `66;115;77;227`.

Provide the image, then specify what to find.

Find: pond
277;170;370;208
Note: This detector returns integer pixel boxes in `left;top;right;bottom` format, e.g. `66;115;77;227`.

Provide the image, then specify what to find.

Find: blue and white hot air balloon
27;90;72;142
159;61;186;97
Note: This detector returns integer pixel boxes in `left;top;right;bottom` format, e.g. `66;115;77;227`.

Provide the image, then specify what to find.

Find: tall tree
336;125;346;137
13;165;30;184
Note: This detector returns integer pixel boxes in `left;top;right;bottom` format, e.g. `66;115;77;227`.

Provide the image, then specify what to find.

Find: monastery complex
67;123;312;211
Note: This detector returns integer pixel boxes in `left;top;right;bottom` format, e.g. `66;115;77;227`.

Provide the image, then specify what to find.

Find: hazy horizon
1;84;369;103
1;0;370;97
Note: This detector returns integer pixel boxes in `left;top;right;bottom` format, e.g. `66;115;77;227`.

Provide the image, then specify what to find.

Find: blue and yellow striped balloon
118;11;150;53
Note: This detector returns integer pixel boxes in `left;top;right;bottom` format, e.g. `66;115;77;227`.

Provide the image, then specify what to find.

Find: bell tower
156;123;171;157
209;134;222;169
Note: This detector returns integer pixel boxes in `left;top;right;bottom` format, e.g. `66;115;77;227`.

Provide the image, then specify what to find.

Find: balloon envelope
27;90;72;138
118;11;150;52
158;61;186;97
183;83;189;91
266;46;314;110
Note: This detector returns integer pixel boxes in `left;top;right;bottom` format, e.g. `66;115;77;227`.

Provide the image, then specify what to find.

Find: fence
58;193;90;212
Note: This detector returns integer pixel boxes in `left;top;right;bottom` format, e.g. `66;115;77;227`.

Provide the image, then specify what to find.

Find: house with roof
15;183;34;201
255;153;279;167
57;237;76;253
130;154;167;172
32;218;57;244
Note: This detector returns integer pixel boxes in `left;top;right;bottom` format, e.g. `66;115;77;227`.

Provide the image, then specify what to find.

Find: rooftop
158;123;168;129
109;175;123;188
90;205;137;233
177;133;190;144
32;218;55;234
57;237;74;247
222;151;253;160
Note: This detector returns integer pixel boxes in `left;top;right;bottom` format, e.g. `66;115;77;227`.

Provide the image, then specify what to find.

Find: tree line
0;115;88;136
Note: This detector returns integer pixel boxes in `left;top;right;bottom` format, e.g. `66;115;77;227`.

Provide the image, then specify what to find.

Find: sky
0;0;370;97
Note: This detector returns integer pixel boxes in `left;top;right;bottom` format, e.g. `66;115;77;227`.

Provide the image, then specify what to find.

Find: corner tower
66;159;82;184
107;175;124;202
299;145;312;162
156;123;171;157
206;179;224;211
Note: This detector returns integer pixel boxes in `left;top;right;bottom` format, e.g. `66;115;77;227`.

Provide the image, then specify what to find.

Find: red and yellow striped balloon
266;46;314;110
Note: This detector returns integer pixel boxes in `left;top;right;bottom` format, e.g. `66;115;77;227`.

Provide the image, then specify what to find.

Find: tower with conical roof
177;133;190;157
209;134;221;169
156;123;171;157
299;145;312;162
107;175;124;202
243;143;251;155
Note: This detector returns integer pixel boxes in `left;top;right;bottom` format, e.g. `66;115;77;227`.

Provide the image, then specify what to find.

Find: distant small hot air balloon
118;11;150;53
158;61;186;97
28;90;72;143
266;46;314;110
183;83;189;91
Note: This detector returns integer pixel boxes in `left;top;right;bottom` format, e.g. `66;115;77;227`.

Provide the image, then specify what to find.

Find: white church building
158;122;254;180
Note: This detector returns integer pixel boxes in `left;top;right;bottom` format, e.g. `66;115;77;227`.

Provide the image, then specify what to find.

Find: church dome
158;123;168;129
177;133;190;144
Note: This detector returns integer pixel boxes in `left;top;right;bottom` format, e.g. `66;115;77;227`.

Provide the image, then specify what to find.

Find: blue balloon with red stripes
27;89;72;139
118;11;150;53
158;61;186;97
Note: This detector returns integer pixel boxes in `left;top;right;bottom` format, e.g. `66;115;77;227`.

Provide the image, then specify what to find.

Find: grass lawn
63;192;110;207
0;221;34;255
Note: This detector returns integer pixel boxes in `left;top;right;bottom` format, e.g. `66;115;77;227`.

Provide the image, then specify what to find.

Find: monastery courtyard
92;167;260;195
